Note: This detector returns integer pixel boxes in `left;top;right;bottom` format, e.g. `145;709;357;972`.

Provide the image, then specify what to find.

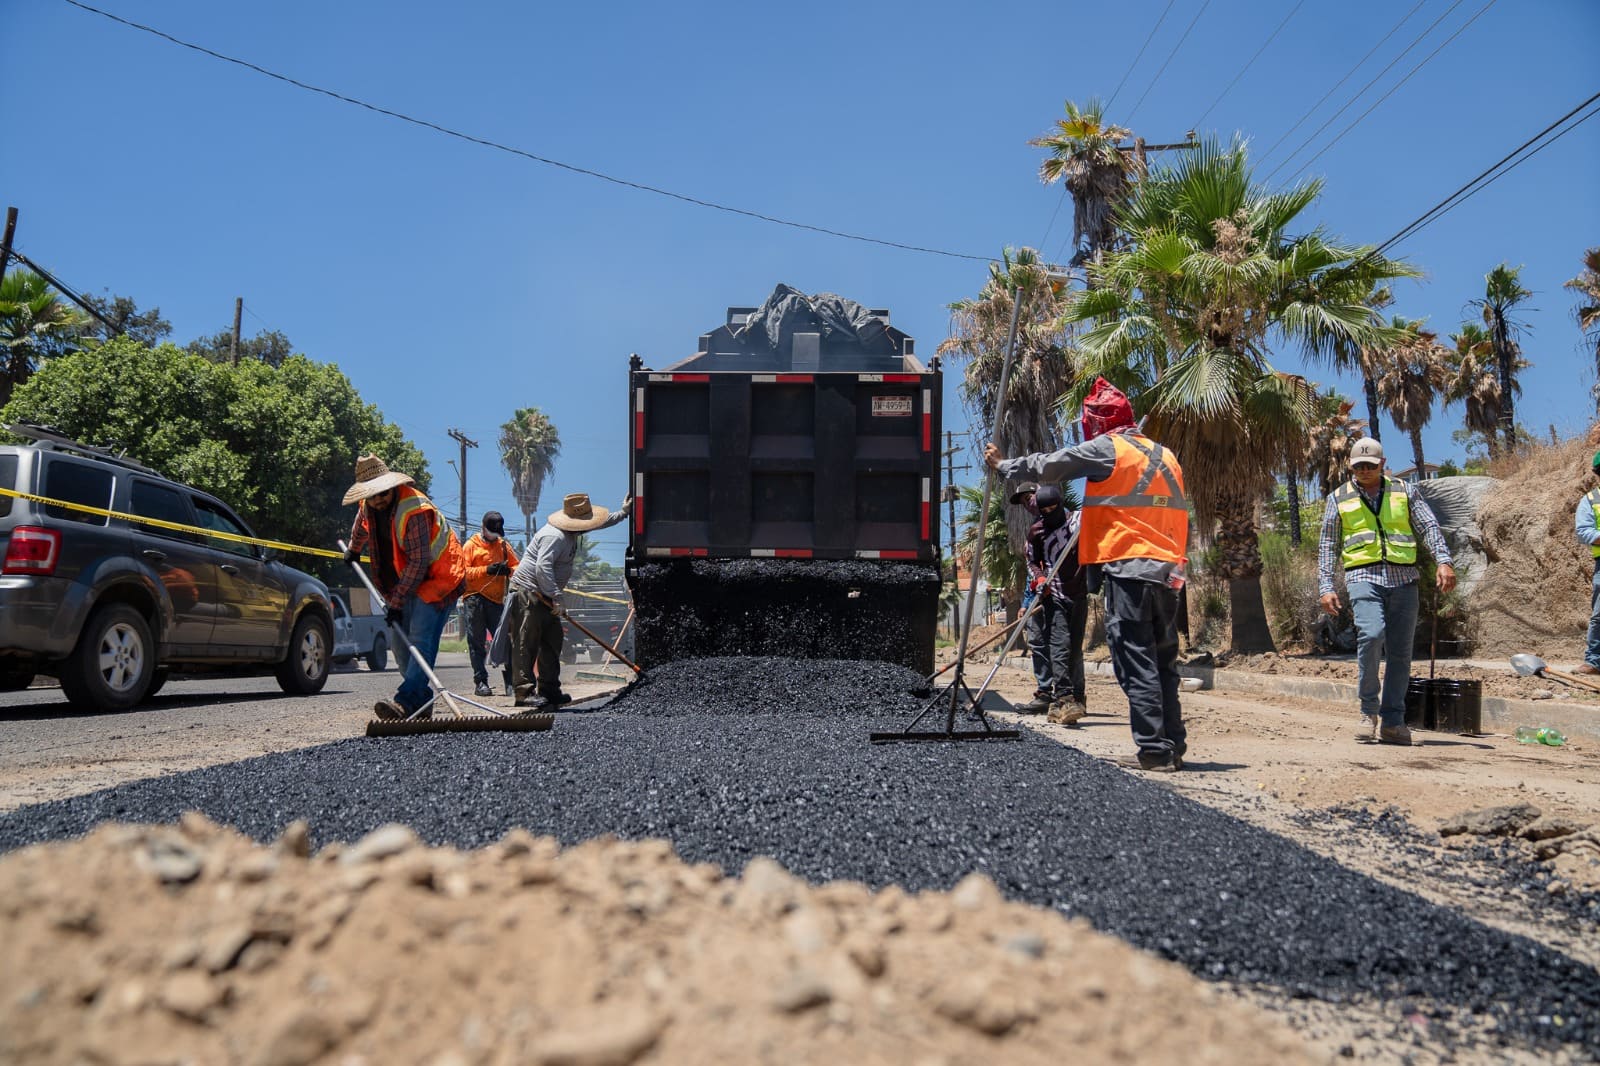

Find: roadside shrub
1258;530;1321;649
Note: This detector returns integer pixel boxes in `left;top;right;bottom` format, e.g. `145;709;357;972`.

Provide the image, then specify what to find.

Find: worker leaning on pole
342;455;466;722
505;492;632;710
1316;436;1455;746
460;511;519;698
985;377;1191;772
1575;448;1600;676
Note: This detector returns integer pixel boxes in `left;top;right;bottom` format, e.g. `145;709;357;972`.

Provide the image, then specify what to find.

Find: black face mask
1041;506;1067;531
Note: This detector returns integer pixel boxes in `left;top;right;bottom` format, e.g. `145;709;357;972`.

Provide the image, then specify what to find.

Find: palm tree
939;247;1075;554
1030;99;1136;267
498;407;561;537
1565;247;1600;416
1375;317;1451;478
0;270;86;407
1305;392;1367;498
1468;263;1534;453
1444;323;1500;460
1063;137;1415;653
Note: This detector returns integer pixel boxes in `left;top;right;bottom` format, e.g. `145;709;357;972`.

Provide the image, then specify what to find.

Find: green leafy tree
0;269;87;407
572;534;621;582
1;337;426;579
499;407;561;537
955;484;1027;623
81;293;171;345
1375;317;1451;477
1468;263;1534;453
1564;247;1600;415
1305;391;1366;498
188;328;295;368
1029;98;1137;267
1063;137;1414;652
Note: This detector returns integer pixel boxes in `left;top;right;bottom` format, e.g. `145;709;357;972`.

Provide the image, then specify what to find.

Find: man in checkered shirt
1317;436;1456;746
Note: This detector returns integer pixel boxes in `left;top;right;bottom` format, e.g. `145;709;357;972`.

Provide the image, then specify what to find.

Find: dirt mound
0;817;1309;1066
1470;437;1597;659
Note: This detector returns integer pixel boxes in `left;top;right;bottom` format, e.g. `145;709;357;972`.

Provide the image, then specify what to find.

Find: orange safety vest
359;485;465;604
1080;433;1188;566
461;533;519;603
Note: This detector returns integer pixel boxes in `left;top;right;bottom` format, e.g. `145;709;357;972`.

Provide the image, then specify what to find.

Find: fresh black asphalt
1;658;1595;1055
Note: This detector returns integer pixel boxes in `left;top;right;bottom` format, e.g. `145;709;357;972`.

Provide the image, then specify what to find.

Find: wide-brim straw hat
548;492;611;532
342;454;415;505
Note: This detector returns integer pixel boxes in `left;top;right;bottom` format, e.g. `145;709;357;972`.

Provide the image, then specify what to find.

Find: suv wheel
275;613;331;695
60;604;155;712
365;633;388;672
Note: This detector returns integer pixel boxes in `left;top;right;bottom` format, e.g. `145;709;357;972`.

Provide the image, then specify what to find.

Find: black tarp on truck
626;286;942;674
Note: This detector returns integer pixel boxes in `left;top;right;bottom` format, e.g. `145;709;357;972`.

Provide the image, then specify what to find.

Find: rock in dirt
1521;815;1586;842
1438;803;1544;837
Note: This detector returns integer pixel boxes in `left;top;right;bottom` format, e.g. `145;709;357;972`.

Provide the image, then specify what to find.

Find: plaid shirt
348;505;437;602
1317;478;1451;596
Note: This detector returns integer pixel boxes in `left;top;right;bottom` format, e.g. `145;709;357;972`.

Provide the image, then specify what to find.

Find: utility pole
447;428;479;535
0;207;17;287
231;297;243;365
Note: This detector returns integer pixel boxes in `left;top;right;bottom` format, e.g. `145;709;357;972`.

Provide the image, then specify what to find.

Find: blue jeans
1348;581;1419;728
1587;560;1600;670
394;594;457;712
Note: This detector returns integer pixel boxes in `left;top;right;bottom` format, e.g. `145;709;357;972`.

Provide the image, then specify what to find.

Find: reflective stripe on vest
1080;433;1188;565
385;486;466;603
1589;487;1600;559
1334;477;1416;569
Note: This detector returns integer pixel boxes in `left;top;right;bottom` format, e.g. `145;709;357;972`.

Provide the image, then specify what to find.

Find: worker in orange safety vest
985;377;1190;772
460;511;519;698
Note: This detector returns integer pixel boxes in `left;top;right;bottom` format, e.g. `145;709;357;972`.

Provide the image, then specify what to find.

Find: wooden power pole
231;298;243;364
447;428;479;534
0;207;17;287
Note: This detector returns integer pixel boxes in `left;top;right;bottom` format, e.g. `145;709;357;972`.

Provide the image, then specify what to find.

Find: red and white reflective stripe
633;387;645;449
646;373;710;382
633;473;645;534
644;547;707;557
855;549;919;560
750;548;814;558
921;388;932;451
921;477;931;539
857;373;921;383
751;374;814;383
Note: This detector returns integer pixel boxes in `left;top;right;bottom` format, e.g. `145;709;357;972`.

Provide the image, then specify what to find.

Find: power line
1371;89;1600;258
1190;0;1306;130
6;249;121;334
60;0;992;263
1255;0;1427;168
1106;0;1177;111
1125;0;1213;125
1262;0;1472;183
1283;0;1499;182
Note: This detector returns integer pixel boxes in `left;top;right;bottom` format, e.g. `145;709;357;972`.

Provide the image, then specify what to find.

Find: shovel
1509;653;1600;693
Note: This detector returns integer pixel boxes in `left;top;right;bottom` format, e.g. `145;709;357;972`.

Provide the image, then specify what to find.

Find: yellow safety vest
1334;477;1417;569
1588;487;1600;559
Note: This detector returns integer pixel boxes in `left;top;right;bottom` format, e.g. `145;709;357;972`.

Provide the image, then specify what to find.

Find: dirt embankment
0;817;1311;1066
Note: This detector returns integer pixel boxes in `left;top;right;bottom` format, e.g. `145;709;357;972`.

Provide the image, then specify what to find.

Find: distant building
1392;462;1441;483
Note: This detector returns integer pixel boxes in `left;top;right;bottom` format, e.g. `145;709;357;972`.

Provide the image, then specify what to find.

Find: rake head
366;713;556;738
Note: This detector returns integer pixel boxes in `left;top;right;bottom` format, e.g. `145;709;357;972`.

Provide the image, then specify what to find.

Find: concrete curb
1082;661;1598;744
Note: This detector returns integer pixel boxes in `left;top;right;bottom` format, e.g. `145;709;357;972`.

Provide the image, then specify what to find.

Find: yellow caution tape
565;587;630;606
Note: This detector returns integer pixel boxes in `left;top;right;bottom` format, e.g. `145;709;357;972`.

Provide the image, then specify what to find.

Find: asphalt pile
1;657;1597;1059
603;656;930;718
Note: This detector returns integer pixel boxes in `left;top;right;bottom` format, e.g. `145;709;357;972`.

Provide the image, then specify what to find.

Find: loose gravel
1;658;1596;1057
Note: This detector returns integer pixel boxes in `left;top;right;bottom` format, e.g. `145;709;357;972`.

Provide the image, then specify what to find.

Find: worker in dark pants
1021;484;1089;725
505;492;631;709
985;377;1190;771
459;511;518;697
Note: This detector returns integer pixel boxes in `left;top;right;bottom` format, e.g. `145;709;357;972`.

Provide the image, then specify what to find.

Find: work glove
384;605;404;627
1029;575;1050;596
486;561;511;577
343;547;361;564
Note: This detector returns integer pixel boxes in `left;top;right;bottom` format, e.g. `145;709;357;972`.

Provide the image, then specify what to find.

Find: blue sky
4;0;1597;562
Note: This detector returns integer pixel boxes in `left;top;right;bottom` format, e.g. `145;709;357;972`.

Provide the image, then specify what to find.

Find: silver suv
0;426;334;711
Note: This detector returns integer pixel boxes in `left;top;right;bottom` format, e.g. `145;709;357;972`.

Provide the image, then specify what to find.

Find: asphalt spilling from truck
0;656;1596;1057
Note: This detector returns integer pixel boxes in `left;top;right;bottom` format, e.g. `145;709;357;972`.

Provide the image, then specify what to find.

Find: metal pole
0;207;17;287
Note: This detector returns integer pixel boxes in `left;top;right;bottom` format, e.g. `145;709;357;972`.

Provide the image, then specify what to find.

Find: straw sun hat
548;493;612;532
342;454;415;506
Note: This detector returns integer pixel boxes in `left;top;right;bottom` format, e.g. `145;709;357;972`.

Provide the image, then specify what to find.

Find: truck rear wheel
60;604;155;712
366;633;388;671
275;613;331;695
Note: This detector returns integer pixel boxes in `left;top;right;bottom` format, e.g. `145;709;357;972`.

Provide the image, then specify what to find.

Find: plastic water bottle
1166;561;1188;591
1514;726;1567;746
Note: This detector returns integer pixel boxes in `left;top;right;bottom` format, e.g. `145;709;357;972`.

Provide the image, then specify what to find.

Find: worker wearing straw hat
343;455;466;721
505;492;632;709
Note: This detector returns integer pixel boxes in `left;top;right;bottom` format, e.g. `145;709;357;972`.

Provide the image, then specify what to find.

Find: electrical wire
1255;0;1426;167
1262;0;1472;183
1190;0;1306;130
1283;0;1499;182
1371;89;1600;257
59;0;992;263
1107;0;1177;111
1125;0;1213;125
5;249;120;333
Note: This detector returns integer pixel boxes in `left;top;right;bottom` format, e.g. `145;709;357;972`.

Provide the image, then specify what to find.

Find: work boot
1119;753;1178;773
474;681;493;698
1356;714;1379;742
1577;663;1600;676
1048;698;1086;726
1378;723;1413;746
504;681;514;697
1019;691;1051;715
373;698;405;721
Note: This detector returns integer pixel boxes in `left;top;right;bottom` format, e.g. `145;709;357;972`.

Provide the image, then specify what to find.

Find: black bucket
1404;677;1436;730
1428;678;1482;735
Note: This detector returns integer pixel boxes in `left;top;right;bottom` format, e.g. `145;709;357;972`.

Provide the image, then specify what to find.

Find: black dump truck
626;285;942;675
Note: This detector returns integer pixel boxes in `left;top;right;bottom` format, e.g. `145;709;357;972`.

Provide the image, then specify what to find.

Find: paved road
0;652;629;812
